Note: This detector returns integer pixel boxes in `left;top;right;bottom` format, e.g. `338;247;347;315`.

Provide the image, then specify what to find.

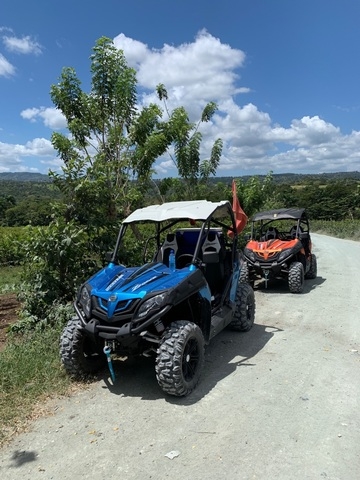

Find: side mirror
300;232;309;240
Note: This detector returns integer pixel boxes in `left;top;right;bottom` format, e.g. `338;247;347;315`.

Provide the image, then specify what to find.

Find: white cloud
21;107;66;129
0;138;53;158
0;30;43;79
114;29;247;120
270;116;341;147
155;159;177;176
41;157;64;170
0;52;15;77
113;29;360;176
0;29;43;79
0;163;39;173
24;137;54;155
2;34;43;55
113;33;148;67
0;138;55;172
7;30;360;175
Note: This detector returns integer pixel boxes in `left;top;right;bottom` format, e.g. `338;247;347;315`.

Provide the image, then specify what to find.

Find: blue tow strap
103;346;116;383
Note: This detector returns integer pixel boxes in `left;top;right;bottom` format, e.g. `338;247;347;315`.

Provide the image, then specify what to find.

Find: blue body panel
87;262;203;305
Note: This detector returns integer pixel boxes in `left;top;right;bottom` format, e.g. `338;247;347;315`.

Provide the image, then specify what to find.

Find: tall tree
234;172;276;218
155;84;223;200
20;37;172;315
50;36;168;227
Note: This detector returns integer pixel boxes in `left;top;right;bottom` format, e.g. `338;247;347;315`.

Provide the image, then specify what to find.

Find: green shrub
0;227;29;266
20;220;100;319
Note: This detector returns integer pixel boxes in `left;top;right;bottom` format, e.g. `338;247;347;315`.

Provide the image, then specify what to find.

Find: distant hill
213;171;360;185
0;173;60;203
1;170;360;202
1;171;360;185
0;172;51;182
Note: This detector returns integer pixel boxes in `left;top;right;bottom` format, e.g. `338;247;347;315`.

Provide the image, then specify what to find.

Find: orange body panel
246;238;300;261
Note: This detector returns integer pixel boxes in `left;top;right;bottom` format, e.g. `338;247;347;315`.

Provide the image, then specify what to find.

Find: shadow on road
100;322;282;404
254;275;326;294
7;449;37;468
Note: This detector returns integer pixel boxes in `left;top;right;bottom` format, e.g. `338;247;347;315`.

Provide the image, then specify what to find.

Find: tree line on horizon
1;174;359;227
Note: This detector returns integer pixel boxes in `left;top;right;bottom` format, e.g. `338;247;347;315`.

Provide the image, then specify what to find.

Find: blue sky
1;0;360;177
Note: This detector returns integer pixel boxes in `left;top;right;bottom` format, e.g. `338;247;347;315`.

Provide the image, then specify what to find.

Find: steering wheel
176;254;194;269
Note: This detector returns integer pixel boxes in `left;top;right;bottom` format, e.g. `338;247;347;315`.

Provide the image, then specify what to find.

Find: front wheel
60;317;106;378
229;282;255;332
305;253;317;279
288;261;304;293
155;320;205;397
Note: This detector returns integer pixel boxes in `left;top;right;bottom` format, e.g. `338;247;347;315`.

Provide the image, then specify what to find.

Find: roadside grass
312;219;360;241
0;264;83;447
0;322;75;447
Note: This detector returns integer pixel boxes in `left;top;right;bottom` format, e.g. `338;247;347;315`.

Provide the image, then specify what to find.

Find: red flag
229;179;247;237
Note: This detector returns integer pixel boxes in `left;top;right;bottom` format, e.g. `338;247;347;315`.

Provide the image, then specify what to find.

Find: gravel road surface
1;233;359;479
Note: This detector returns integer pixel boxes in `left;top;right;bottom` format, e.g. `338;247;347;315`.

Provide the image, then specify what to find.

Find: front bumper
75;301;171;341
245;259;288;278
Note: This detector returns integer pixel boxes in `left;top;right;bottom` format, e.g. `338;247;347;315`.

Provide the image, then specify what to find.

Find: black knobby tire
155;320;205;397
239;261;250;283
305;253;317;279
229;282;255;332
288;261;304;293
60;317;106;378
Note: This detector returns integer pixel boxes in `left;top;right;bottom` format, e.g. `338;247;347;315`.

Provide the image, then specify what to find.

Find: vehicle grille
254;250;280;261
92;297;141;323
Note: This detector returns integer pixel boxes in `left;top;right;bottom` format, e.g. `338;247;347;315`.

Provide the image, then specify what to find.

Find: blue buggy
60;200;255;396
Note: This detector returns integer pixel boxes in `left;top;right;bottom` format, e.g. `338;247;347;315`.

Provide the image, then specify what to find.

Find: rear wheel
60;317;106;378
288;261;304;293
305;253;317;279
229;282;255;331
155;320;205;396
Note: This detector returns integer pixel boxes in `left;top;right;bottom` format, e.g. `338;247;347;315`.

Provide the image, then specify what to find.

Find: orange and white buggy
242;208;317;293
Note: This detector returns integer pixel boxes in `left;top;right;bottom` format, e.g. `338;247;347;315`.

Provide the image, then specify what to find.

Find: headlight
278;249;292;263
79;285;92;319
244;248;256;262
137;293;167;319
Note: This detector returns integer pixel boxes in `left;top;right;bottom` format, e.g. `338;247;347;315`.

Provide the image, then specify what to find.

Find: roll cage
109;200;239;270
249;208;310;242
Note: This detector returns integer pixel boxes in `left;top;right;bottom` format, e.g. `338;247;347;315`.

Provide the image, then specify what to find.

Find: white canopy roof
123;200;232;224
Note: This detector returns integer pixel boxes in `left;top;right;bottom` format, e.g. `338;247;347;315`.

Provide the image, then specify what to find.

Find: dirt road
1;233;359;479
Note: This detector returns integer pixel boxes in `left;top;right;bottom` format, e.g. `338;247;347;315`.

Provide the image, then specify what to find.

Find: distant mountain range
212;171;360;184
0;172;51;182
1;171;360;184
